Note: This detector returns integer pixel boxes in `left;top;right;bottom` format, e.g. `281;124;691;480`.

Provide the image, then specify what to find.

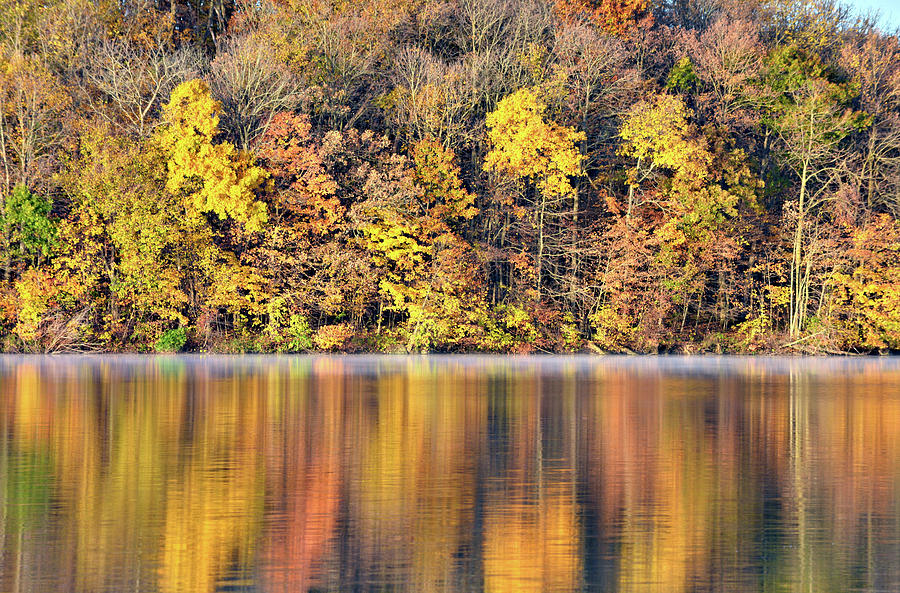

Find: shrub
313;323;355;351
285;314;314;352
155;327;187;353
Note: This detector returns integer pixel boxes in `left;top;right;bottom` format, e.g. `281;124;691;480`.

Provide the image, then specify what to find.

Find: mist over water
2;355;899;593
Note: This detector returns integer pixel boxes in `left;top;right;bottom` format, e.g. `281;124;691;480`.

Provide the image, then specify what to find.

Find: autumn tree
686;15;764;127
252;112;376;348
384;47;472;148
553;0;652;36
33;0;119;85
13;79;271;350
485;86;585;298
553;23;639;182
840;31;900;213
208;33;300;149
619;94;711;220
156;78;268;231
827;214;900;350
254;110;492;352
85;38;200;137
616;93;760;345
454;0;554;121
761;44;866;338
764;0;853;54
657;0;724;30
0;53;70;196
156;0;237;48
358;138;485;351
245;0;416;131
55;129;190;342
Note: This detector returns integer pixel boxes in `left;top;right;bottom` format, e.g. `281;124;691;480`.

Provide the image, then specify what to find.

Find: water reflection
1;356;899;593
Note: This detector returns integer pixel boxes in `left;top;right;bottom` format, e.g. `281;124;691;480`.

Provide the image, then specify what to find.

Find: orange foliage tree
553;0;652;36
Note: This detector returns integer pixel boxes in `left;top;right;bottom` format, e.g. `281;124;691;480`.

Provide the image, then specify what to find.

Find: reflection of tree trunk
866;481;874;592
0;421;7;581
790;368;811;592
536;380;543;493
15;529;22;593
565;376;577;501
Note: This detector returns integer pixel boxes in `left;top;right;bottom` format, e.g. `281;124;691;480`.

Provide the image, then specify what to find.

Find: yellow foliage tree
484;87;585;296
617;94;759;340
619;95;754;241
829;215;900;350
412;138;478;225
358;138;486;352
619;94;713;218
155;79;268;232
485;87;585;200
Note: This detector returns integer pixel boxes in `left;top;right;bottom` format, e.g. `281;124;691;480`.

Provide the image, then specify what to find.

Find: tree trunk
864;126;878;210
536;193;545;299
789;156;809;338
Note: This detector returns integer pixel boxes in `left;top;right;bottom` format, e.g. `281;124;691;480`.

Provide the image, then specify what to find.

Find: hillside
0;0;898;353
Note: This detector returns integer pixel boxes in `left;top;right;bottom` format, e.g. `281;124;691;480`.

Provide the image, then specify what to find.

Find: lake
1;355;899;593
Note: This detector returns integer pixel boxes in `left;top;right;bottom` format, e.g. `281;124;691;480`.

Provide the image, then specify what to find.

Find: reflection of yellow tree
355;371;418;578
3;361;191;592
354;359;486;592
71;371;186;593
483;367;582;593
3;360;272;593
159;375;265;593
614;390;713;593
409;364;485;593
10;363;46;439
483;476;582;593
591;360;900;593
817;371;900;537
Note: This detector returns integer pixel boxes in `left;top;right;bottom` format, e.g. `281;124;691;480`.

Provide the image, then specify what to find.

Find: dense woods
0;0;898;353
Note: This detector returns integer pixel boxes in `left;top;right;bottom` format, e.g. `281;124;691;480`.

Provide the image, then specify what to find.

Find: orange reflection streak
407;364;485;593
261;358;343;593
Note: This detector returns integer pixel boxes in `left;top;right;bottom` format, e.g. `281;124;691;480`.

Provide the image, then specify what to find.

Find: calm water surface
1;355;899;593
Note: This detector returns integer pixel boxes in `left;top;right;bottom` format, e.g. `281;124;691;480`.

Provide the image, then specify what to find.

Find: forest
0;0;898;353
